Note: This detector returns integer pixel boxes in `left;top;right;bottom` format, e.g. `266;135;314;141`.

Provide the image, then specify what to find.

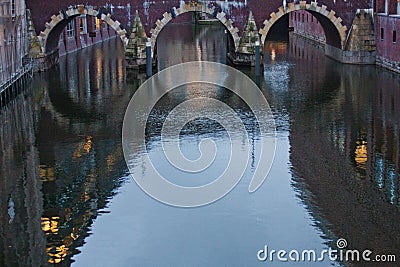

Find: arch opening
148;3;241;55
260;3;347;49
39;6;128;55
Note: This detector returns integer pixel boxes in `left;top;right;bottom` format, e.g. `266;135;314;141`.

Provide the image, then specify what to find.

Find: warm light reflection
84;136;92;153
46;245;69;264
355;139;367;168
41;216;60;235
39;165;55;182
95;17;101;30
266;42;287;60
73;136;93;158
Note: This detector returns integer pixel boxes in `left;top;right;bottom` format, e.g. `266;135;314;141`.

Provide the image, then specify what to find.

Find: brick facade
375;0;400;71
57;15;117;56
26;0;369;41
289;10;325;44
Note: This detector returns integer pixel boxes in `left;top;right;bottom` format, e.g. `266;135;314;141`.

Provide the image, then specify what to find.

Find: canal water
1;20;399;267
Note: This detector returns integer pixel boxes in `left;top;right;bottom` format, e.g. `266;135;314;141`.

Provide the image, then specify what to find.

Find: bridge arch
148;3;241;54
259;2;347;49
38;5;129;54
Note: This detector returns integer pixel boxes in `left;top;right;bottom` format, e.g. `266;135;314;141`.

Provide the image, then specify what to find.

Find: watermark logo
257;238;397;263
122;61;276;207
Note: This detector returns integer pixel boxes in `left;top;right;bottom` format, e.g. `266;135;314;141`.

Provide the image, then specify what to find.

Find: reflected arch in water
38;39;127;126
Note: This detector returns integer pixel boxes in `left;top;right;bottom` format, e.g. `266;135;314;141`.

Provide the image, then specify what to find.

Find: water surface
0;22;399;267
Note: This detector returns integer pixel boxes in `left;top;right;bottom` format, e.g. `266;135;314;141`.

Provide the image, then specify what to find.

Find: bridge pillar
227;11;261;66
326;9;376;64
125;11;157;71
125;11;149;70
26;9;59;71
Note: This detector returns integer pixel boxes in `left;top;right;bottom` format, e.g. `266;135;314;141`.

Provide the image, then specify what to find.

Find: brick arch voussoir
149;4;241;54
259;1;347;49
38;5;129;54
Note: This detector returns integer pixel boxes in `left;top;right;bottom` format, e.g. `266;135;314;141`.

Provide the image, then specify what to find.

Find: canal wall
290;6;400;72
290;9;377;65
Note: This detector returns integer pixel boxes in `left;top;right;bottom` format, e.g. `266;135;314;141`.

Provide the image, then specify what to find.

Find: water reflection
0;39;137;266
0;87;46;266
265;34;400;262
0;23;399;267
156;21;227;70
36;40;135;265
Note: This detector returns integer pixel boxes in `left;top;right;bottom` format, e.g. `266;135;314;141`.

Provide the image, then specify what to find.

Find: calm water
1;21;399;267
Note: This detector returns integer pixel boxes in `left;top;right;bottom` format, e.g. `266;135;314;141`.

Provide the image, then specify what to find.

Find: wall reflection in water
0;87;46;267
264;34;400;261
0;39;137;266
1;24;400;267
156;19;227;70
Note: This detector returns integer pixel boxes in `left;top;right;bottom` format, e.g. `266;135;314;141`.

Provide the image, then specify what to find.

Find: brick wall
26;0;370;39
289;10;325;44
374;0;400;71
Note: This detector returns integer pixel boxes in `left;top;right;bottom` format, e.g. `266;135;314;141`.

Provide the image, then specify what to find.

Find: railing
0;60;33;95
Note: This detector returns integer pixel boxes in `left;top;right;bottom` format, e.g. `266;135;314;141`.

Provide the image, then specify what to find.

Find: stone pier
325;9;376;64
227;11;261;66
125;11;151;70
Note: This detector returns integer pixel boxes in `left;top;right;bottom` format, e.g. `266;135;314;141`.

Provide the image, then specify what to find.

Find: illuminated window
66;20;75;37
79;15;87;34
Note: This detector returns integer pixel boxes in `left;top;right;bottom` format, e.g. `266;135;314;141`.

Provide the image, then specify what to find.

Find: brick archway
148;3;241;53
38;5;129;54
259;1;347;49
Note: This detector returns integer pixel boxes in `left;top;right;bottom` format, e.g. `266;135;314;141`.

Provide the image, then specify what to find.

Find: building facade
375;0;400;72
0;0;29;88
57;14;117;56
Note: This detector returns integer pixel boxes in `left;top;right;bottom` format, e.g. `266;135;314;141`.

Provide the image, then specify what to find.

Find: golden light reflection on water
39;165;55;182
355;140;367;168
41;216;60;234
84;136;93;153
355;130;368;170
42;215;83;264
46;245;69;264
73;136;93;158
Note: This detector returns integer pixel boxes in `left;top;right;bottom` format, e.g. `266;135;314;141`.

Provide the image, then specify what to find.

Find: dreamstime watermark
257;238;397;263
122;61;276;207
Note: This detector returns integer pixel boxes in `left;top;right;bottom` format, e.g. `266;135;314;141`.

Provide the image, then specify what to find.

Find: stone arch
148;3;241;54
38;5;129;54
259;1;347;49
